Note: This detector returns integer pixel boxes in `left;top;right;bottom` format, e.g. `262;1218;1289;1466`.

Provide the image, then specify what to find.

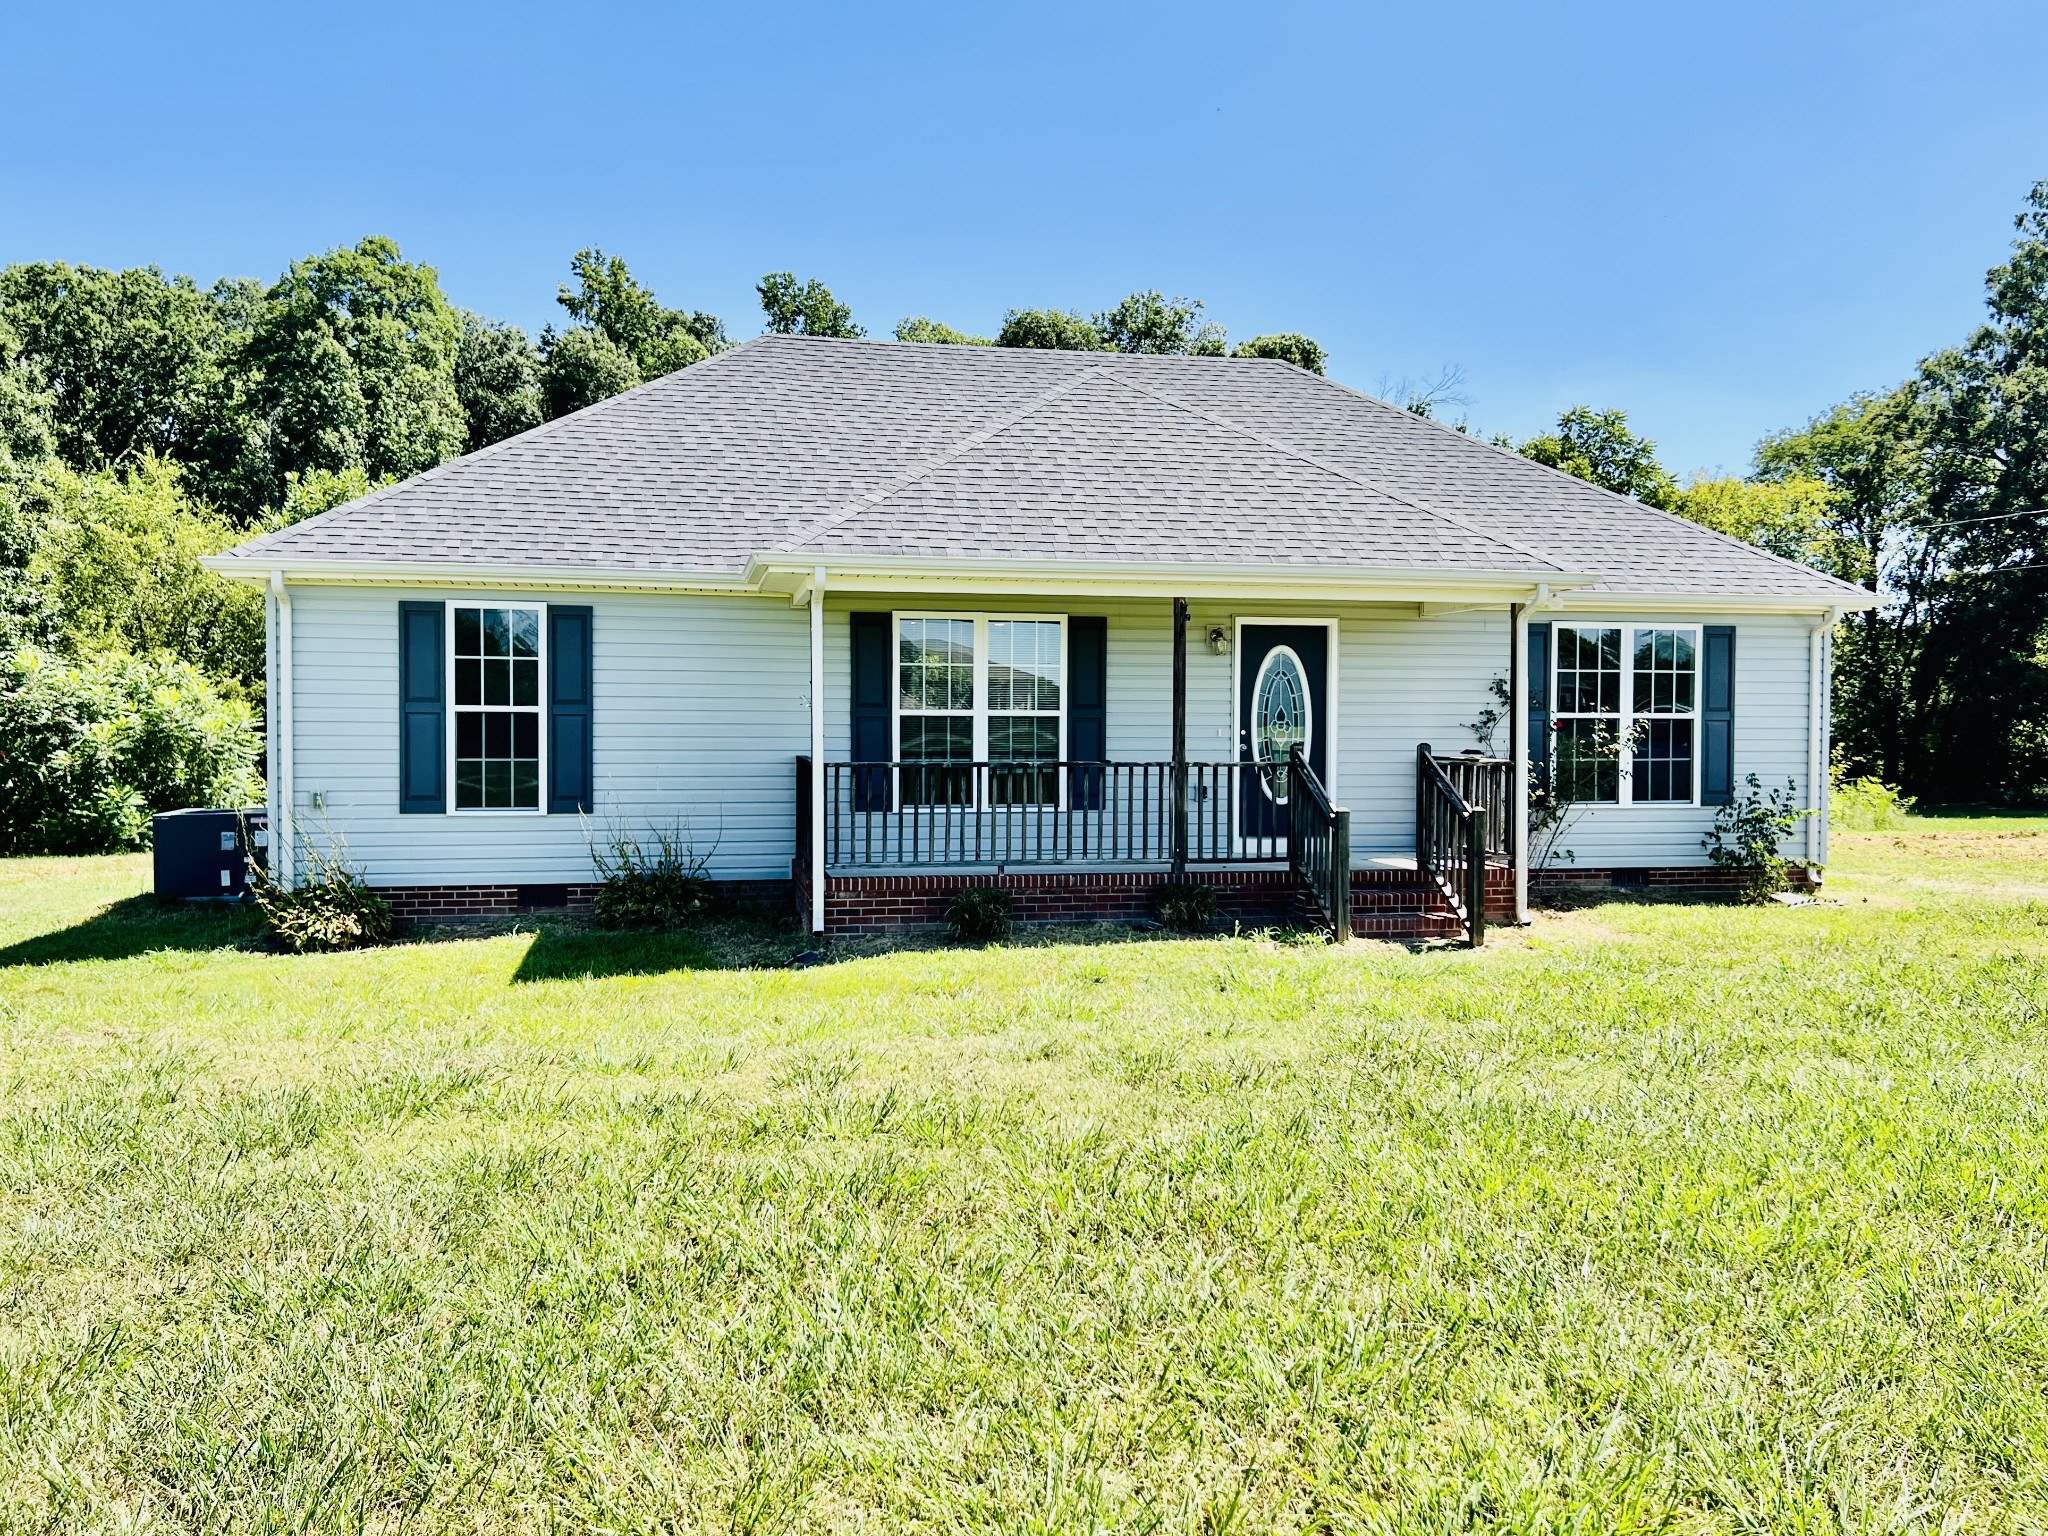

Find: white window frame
892;612;1067;808
1551;622;1702;809
445;598;548;816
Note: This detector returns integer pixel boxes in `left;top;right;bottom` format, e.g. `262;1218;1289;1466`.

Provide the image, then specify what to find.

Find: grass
2;818;2047;1533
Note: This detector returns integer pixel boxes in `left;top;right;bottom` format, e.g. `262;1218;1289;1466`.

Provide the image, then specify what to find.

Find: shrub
250;835;393;953
589;823;715;930
1832;773;1917;830
946;886;1012;942
0;646;262;854
1151;880;1217;932
1702;774;1812;903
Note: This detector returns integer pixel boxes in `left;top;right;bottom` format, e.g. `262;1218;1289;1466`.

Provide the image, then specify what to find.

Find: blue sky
5;0;2045;474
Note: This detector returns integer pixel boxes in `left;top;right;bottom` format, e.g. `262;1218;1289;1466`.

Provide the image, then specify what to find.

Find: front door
1237;624;1330;843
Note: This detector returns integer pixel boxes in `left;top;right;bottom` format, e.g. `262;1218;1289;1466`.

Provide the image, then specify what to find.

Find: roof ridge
1101;370;1571;574
1294;368;1874;598
230;336;779;558
778;358;1114;551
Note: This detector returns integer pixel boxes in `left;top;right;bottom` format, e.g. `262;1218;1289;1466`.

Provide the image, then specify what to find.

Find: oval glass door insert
1252;645;1311;802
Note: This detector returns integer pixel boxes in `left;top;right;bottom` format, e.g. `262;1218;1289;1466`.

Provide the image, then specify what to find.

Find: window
1550;623;1699;806
897;615;1064;806
450;603;544;811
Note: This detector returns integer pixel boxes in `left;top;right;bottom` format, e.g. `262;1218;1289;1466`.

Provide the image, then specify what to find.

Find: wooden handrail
1416;743;1508;946
1285;747;1350;940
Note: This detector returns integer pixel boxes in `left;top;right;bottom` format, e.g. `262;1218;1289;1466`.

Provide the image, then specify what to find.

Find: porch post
1171;596;1188;876
1511;601;1529;924
809;565;826;934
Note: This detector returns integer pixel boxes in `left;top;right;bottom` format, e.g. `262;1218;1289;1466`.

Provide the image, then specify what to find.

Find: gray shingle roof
220;335;1868;601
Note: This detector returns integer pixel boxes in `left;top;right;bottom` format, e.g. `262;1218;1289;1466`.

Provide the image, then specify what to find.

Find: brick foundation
376;877;793;921
819;868;1303;937
1529;864;1817;902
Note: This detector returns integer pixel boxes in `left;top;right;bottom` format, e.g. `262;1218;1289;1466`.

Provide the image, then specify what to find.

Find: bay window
1551;623;1699;806
897;614;1065;806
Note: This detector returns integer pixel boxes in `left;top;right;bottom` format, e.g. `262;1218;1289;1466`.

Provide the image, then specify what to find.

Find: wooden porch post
809;565;826;934
1511;601;1529;924
1171;597;1188;876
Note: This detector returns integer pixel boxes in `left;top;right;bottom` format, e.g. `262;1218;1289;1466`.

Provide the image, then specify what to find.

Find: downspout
269;570;294;888
809;565;826;935
1511;600;1529;924
1806;606;1840;874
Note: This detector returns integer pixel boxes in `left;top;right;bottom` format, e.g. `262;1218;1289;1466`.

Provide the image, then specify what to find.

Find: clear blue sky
5;0;2045;475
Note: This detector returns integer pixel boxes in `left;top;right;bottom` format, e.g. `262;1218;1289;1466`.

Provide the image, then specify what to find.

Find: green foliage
589;824;716;930
1670;474;1840;565
946;885;1013;942
250;836;394;952
1233;333;1327;373
894;317;991;346
242;237;466;514
30;456;263;686
540;327;641;420
557;249;718;379
0;262;230;469
0;647;262;853
1830;768;1917;830
757;272;862;338
272;464;385;529
1702;774;1811;902
995;308;1106;351
1091;290;1215;355
1518;405;1679;508
1150;880;1217;932
454;311;543;451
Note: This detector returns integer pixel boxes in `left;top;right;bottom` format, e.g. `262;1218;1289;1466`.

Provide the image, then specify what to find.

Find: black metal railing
1416;743;1513;945
1285;746;1350;939
816;760;1291;869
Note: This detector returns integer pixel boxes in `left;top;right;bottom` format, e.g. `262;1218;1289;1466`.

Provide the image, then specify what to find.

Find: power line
1920;506;2047;531
1948;562;2048;577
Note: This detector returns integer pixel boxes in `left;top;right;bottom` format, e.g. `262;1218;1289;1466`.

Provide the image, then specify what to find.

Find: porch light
1206;625;1230;655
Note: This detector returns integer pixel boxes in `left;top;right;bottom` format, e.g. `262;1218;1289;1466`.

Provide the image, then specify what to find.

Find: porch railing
1416;744;1513;945
1285;747;1350;939
816;760;1291;869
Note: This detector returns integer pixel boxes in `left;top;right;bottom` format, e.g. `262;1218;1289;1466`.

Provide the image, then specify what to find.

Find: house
205;335;1875;940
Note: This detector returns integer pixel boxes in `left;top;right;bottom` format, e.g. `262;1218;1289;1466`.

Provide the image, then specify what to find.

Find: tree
1233;333;1326;374
540;327;640;419
757;273;862;338
29;455;264;687
1670;475;1839;566
1518;406;1679;507
557;249;718;378
1903;180;2048;801
241;237;466;513
454;312;543;451
0;262;229;470
895;317;991;346
995;309;1106;351
272;465;387;529
1091;290;1214;354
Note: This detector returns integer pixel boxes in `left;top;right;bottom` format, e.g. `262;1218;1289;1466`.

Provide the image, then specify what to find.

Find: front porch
796;745;1518;943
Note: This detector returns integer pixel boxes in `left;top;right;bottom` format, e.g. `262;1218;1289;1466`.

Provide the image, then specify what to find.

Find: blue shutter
548;605;594;814
399;601;445;814
1702;625;1736;806
1527;621;1552;784
849;612;892;812
1068;616;1108;811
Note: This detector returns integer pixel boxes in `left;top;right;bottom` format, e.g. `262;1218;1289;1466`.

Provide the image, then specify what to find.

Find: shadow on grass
0;895;266;968
510;911;816;982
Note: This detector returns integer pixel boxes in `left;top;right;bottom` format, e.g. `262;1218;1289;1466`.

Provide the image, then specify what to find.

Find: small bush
1151;880;1217;932
590;824;715;930
1832;773;1916;830
946;886;1013;942
0;646;263;854
1702;774;1812;903
250;836;393;953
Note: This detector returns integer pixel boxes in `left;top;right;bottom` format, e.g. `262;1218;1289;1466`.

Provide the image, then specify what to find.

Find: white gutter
203;554;756;594
809;565;826;935
269;570;295;889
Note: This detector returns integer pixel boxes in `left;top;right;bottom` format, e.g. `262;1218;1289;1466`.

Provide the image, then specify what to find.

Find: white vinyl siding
280;585;1822;885
284;584;809;883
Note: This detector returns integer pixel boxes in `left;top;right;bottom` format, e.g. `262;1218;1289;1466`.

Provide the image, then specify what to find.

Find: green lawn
3;821;2047;1533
